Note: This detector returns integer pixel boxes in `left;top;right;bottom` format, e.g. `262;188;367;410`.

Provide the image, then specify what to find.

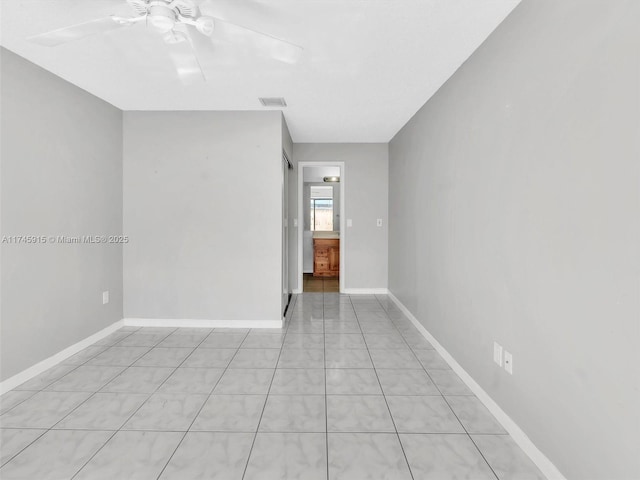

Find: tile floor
0;294;547;479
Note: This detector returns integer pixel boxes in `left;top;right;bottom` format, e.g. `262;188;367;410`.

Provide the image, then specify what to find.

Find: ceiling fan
27;0;303;83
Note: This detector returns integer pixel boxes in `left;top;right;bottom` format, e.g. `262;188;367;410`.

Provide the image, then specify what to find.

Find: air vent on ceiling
259;97;287;107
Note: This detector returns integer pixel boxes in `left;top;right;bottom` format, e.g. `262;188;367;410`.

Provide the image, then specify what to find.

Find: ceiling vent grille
259;97;287;107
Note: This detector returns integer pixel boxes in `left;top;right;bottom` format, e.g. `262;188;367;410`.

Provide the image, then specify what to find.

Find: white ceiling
0;0;520;142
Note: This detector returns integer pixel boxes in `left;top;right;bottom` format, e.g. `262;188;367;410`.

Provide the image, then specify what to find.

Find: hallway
0;293;545;479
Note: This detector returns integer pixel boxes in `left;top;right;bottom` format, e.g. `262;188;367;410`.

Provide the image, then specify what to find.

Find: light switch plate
293;219;298;227
347;219;353;227
102;291;109;305
376;219;383;227
493;342;503;366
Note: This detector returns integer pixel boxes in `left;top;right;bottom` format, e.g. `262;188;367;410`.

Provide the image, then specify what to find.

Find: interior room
0;0;638;479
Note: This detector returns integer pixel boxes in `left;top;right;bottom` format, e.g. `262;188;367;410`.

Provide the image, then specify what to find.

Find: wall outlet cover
504;350;513;374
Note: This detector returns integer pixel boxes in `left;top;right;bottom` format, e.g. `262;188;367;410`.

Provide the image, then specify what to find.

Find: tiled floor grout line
73;326;241;479
8;327;140;398
153;328;251;480
69;327;215;480
375;295;501;480
0;428;48;469
239;295;295;480
67;356;165;476
349;295;416;480
27;391;458;396
323;292;330;480
68;425;132;479
374;294;448;396
0;390;39;417
440;395;501;480
0;328;142;469
0;295;537;479
66;328;213;479
20;427;500;435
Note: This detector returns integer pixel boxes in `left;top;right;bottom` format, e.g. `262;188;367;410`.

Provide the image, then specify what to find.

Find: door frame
282;152;292;317
297;161;346;293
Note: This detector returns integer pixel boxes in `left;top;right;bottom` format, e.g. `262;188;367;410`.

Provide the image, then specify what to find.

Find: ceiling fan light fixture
148;5;176;32
195;16;214;36
27;0;305;83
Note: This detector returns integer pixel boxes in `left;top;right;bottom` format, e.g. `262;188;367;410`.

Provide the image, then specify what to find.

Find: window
311;198;334;231
310;185;334;231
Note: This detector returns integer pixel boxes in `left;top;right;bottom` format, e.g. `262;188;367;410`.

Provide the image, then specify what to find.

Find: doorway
298;162;345;293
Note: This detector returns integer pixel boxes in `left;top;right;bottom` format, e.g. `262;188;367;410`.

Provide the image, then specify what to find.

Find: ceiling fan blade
28;16;135;47
210;17;302;64
165;32;206;84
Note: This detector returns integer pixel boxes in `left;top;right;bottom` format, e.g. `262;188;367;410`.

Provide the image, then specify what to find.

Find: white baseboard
0;319;124;395
386;291;566;480
0;316;283;395
123;318;283;329
343;288;389;295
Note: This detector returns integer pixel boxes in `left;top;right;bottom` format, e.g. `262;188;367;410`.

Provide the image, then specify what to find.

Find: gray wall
293;143;389;290
388;1;640;479
1;49;123;381
123;111;283;322
283;118;298;297
282;116;294;313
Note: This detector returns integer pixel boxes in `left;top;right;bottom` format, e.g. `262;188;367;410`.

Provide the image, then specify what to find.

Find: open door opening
298;163;345;293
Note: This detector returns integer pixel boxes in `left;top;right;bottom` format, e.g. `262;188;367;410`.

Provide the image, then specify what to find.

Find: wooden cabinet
313;238;339;277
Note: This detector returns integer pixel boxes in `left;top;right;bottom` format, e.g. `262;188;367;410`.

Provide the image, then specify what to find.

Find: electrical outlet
376;219;383;227
493;342;503;366
102;291;109;305
504;351;513;374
